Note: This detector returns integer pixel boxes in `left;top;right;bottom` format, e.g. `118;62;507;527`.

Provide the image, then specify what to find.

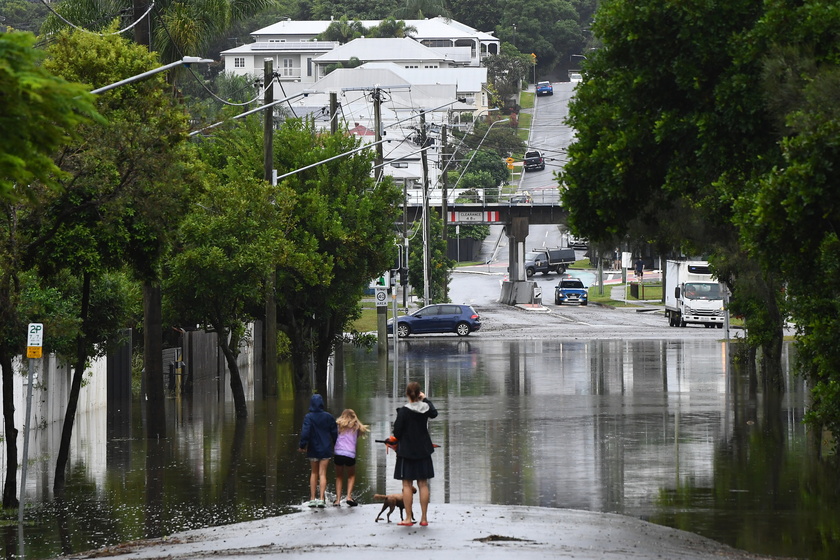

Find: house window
234;57;245;68
307;57;313;77
282;58;294;76
424;65;438;69
406;64;418;69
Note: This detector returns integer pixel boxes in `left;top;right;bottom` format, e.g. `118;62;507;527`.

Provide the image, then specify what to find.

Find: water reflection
15;339;840;560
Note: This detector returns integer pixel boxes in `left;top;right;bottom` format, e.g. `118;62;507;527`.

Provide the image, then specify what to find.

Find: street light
90;56;213;94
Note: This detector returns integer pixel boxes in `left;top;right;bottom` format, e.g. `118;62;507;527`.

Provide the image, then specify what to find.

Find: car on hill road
536;81;553;96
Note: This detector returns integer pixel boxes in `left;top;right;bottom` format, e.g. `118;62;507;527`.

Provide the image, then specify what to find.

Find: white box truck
665;260;725;328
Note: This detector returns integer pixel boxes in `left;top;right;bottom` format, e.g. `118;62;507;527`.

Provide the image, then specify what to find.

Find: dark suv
524;150;545;171
388;304;481;337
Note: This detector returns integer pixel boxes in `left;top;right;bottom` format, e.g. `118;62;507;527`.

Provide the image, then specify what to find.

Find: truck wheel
526;268;534;278
557;265;566;274
455;322;471;337
679;317;686;328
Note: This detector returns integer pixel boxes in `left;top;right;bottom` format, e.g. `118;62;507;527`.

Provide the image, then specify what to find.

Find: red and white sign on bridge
448;210;502;224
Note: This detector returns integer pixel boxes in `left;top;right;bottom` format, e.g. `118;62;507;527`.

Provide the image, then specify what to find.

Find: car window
561;280;585;288
525;151;540;158
415;306;438;316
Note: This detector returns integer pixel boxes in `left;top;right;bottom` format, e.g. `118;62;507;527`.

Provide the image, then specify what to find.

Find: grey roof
360;63;487;92
314;38;447;64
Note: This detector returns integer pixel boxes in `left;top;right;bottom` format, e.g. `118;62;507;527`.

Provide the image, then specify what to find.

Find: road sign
506;157;514;164
27;323;44;359
27;323;43;347
375;287;388;307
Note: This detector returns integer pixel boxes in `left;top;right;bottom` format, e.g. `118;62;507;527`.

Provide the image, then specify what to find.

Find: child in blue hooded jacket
298;394;337;507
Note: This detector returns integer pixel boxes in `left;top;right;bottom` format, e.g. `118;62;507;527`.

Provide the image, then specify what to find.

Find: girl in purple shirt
333;409;369;506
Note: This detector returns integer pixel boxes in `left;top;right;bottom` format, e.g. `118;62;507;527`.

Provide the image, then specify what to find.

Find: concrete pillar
500;217;538;305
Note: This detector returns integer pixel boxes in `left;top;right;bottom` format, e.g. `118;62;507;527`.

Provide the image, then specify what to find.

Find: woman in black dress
393;381;438;526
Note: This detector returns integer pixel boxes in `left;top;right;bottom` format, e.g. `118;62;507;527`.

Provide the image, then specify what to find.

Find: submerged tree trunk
1;350;19;508
53;271;92;497
144;282;166;438
216;325;247;418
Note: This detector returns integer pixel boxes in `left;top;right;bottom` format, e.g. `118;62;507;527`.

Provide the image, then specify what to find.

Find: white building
221;17;500;83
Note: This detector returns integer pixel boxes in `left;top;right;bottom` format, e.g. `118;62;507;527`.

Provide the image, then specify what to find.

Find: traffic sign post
375;287;388;307
20;323;43;528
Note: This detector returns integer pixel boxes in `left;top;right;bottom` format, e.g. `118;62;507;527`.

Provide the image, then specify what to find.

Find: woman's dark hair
405;381;421;401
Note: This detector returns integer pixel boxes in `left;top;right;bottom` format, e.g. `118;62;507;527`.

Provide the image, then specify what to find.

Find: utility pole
263;59;278;397
441;124;449;243
420;111;431;303
373;87;388;353
373;87;384;182
329;92;338;134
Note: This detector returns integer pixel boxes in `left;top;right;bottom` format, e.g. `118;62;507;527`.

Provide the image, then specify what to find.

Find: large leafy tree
0;30;100;507
0;32;100;204
734;2;840;434
33;28;193;492
166;166;296;418
271;120;402;392
562;0;799;393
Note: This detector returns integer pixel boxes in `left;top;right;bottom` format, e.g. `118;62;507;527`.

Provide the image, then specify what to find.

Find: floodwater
10;338;840;560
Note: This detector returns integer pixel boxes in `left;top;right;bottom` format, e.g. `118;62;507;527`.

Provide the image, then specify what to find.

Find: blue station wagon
387;304;481;337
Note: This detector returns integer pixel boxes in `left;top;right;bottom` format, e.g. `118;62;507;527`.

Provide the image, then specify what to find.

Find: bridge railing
404;186;560;206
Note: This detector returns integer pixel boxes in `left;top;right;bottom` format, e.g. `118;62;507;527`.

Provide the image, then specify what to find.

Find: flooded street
11;332;839;560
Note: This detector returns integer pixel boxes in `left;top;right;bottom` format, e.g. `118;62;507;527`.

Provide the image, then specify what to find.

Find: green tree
394;0;450;19
317;15;366;43
0;30;101;507
0;32;100;204
367;16;416;38
735;3;840;434
408;212;453;303
482;46;532;107
35;28;193;492
496;0;586;72
310;0;398;19
166;171;295;418
271;119;402;392
562;0;786;394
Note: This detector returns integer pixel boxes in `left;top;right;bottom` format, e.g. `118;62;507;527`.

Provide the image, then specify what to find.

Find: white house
220;16;500;83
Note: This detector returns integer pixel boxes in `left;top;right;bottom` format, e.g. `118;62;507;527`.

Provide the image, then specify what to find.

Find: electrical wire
38;0;154;36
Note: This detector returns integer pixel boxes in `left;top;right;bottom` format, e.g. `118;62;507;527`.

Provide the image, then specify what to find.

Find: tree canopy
563;0;840;433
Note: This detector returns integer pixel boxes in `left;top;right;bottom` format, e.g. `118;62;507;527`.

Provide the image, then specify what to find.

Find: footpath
80;503;782;560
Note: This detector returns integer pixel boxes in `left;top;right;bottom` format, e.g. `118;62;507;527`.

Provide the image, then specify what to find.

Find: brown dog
373;487;417;522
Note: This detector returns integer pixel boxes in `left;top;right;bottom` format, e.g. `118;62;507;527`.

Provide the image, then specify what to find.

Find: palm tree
368;16;417;38
317;15;366;44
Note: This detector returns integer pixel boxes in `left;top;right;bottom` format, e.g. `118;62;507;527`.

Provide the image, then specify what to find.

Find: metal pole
18;356;36;539
420;111;431;303
263;59;278;397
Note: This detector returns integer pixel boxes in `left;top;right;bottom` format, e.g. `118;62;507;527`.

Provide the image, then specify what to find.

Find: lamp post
90;56;213;93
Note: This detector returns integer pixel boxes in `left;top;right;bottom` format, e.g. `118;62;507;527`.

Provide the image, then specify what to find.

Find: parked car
555;278;588;305
387;304;481;337
569;72;582;83
523;149;545;171
536;81;553;96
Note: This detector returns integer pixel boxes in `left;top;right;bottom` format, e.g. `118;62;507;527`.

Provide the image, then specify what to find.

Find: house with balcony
220;16;500;83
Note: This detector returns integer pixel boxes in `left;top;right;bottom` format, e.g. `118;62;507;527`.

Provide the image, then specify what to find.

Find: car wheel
396;323;411;338
526;268;534;278
455;322;471;337
581;301;588;306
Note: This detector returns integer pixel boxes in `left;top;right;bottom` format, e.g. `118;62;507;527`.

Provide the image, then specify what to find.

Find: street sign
27;323;44;359
375;287;388;307
27;323;43;347
506;157;514;164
